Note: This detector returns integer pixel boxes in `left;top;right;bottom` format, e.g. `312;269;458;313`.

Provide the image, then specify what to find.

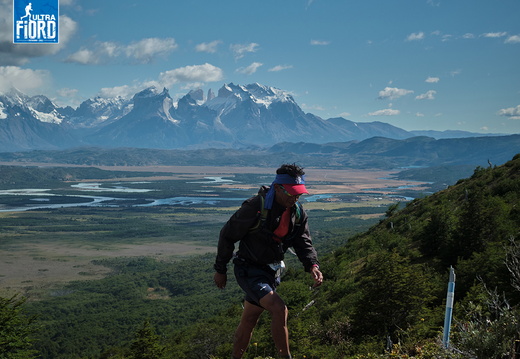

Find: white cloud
53;87;81;107
310;40;330;45
450;69;461;77
406;32;425;41
230;43;259;59
236;62;263;75
268;65;293;72
462;33;475;39
65;37;177;65
159;63;224;86
368;108;400;116
482;32;507;38
125;38;177;63
98;41;119;58
65;48;99;64
99;85;135;99
179;82;205;91
415;112;425;117
301;103;325;111
338;112;351;118
497;105;520;120
195;40;222;53
505;35;520;44
0;66;50;94
425;76;440;83
56;87;78;98
416;90;436;100
378;87;413;100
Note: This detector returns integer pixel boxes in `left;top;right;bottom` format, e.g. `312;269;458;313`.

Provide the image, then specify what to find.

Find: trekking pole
442;266;456;348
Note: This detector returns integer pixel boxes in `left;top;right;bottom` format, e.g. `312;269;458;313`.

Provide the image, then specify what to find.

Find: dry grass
0;240;215;297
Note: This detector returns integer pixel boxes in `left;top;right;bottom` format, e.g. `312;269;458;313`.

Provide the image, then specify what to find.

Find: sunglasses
280;185;301;198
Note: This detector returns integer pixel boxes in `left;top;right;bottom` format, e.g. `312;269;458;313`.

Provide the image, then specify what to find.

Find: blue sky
1;0;520;134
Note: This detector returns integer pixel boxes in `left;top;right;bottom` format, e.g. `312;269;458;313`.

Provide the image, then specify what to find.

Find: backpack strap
294;201;302;227
249;196;268;232
249;196;302;232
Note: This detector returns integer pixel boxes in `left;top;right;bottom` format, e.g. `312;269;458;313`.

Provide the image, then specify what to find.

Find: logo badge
13;0;59;43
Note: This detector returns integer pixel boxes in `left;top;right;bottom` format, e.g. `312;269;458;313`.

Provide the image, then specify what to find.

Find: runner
213;163;323;359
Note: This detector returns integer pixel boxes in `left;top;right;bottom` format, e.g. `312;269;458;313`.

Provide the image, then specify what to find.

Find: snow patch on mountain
244;83;294;107
31;108;64;124
162;96;179;124
204;83;294;117
0;103;6;120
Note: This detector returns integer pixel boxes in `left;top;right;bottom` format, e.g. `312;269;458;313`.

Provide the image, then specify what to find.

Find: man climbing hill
213;163;323;359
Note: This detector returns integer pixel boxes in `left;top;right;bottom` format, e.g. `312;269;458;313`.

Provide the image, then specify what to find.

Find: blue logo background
13;0;59;43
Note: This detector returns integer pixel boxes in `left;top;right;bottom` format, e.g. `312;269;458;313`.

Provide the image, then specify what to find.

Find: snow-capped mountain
0;83;416;151
85;87;191;148
0;89;78;151
1;88;65;124
68;96;132;129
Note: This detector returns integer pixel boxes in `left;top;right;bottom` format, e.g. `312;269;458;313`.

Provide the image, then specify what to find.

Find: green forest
1;154;520;358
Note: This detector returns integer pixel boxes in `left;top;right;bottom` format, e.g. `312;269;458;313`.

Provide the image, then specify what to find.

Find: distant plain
0;164;427;298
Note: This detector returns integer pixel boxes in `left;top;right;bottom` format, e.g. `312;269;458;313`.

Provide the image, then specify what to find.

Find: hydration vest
249;195;302;234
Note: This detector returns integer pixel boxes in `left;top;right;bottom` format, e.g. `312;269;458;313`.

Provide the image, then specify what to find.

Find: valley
0;164;426;298
1;157;518;359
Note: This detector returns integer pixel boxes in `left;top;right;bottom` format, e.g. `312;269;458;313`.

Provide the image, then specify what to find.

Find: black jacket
214;186;319;274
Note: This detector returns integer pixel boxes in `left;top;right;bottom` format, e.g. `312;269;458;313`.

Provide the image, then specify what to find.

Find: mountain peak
0;88;64;124
133;86;170;101
2;87;30;106
207;88;215;101
187;89;205;104
244;83;294;106
205;82;295;114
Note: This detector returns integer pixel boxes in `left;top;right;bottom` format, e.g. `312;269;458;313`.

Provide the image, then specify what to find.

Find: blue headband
264;174;306;209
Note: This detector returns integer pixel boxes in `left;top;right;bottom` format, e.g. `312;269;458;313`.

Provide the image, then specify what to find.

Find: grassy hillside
1;155;518;358
164;154;520;358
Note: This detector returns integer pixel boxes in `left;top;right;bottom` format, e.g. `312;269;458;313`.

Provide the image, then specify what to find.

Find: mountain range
0;83;504;152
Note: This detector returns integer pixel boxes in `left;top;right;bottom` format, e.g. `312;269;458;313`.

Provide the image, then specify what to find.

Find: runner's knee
260;294;287;318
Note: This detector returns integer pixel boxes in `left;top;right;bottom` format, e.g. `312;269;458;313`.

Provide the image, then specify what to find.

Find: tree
420;204;456;265
129;320;166;359
0;295;39;359
352;251;434;342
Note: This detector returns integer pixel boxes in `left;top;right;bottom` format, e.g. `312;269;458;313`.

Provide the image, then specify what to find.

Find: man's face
274;184;300;208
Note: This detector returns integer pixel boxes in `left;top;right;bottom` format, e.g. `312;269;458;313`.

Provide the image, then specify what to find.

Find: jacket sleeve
291;208;320;272
214;196;261;274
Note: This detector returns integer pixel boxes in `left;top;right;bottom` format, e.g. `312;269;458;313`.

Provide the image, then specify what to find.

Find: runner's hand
310;266;323;287
214;272;227;289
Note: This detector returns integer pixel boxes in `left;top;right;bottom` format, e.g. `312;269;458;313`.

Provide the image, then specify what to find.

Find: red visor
282;183;308;196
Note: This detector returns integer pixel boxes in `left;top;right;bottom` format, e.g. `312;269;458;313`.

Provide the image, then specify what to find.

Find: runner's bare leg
232;301;264;358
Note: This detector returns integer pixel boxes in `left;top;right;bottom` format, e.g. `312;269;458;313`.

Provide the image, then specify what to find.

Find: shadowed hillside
2;154;519;358
165;154;520;358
